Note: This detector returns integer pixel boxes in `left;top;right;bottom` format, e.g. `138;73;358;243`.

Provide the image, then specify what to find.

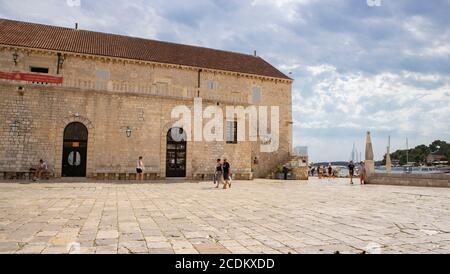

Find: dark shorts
136;168;143;174
223;172;230;180
349;170;354;176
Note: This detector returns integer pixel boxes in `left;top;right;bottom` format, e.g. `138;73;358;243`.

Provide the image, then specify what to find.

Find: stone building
0;19;293;180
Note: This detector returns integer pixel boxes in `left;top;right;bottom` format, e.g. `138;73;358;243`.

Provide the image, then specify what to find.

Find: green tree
388;140;449;166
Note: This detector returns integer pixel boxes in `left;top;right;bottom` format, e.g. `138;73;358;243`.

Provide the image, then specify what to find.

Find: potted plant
275;164;285;180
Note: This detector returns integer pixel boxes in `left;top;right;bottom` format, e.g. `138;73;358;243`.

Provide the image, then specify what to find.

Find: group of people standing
137;156;233;188
311;164;335;178
309;161;367;185
213;158;232;189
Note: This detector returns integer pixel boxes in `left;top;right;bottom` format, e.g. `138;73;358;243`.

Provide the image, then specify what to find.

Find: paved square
1;178;450;254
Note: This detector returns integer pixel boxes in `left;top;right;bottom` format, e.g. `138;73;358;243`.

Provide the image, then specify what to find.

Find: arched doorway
62;122;88;177
166;128;187;177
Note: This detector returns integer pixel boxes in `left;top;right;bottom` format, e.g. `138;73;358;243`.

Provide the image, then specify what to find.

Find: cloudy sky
1;0;449;162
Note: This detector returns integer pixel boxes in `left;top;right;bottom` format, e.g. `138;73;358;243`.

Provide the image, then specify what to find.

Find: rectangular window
95;69;110;80
156;82;169;94
30;67;49;74
226;121;238;144
252;86;262;104
207;80;219;90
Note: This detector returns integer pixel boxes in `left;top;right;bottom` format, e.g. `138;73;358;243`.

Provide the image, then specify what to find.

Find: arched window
64;122;88;141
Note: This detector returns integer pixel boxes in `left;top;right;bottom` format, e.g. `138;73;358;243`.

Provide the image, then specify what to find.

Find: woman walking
359;161;366;185
136;156;145;181
214;159;223;188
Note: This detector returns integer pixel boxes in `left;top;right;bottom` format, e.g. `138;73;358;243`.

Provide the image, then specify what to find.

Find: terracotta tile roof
0;18;291;80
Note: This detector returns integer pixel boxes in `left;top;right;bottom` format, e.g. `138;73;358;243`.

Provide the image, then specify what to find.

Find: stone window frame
252;86;262;104
153;78;171;95
30;66;49;74
160;122;193;178
226;120;238;144
54;116;95;178
95;69;111;80
207;80;219;90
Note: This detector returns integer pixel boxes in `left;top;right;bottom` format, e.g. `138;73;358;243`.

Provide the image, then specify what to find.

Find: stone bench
93;168;159;181
1;170;53;180
193;173;215;180
367;173;450;188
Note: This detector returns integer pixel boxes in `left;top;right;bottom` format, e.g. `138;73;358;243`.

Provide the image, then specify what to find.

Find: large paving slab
1;178;450;254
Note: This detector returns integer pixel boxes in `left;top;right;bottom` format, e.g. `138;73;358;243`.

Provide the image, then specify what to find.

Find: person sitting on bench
33;159;48;181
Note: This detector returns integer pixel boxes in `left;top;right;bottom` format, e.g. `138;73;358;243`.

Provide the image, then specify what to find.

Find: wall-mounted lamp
125;127;132;138
10;121;19;132
12;52;19;65
253;157;259;165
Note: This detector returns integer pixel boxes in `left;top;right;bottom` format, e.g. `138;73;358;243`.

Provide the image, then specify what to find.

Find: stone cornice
0;44;294;84
0;81;252;106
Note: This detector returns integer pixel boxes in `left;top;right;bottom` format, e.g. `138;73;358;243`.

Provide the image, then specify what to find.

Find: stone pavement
1;178;450;254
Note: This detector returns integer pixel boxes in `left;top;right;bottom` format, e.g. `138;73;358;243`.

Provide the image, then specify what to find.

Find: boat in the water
375;165;449;174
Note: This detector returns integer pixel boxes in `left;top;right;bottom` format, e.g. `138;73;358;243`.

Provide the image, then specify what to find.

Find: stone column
365;131;375;174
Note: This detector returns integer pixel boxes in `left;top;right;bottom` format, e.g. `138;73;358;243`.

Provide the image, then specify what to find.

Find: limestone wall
0;47;293;179
367;173;450;188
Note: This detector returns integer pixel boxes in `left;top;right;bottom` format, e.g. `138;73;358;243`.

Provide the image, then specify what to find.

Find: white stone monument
365;131;375;174
386;136;392;173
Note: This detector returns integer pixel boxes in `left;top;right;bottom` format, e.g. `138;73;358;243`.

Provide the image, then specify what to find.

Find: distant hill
312;140;450;167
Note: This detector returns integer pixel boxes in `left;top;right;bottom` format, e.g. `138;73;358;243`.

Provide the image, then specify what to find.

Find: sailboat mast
406;137;409;164
352;142;355;162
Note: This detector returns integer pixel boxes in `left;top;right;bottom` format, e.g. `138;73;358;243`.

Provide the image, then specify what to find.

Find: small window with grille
226;120;238;144
207;80;219;90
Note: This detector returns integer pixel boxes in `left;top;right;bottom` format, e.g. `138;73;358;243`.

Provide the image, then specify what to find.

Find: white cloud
293;66;450;161
306;64;336;75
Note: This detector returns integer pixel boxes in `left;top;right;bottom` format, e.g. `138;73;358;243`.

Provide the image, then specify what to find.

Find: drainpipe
197;69;202;97
57;53;62;74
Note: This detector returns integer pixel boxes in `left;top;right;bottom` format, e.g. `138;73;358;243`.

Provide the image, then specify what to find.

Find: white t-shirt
137;160;144;170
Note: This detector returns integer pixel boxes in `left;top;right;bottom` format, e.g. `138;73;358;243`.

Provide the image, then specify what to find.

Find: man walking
348;161;355;184
214;159;223;188
282;165;289;180
223;158;231;189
